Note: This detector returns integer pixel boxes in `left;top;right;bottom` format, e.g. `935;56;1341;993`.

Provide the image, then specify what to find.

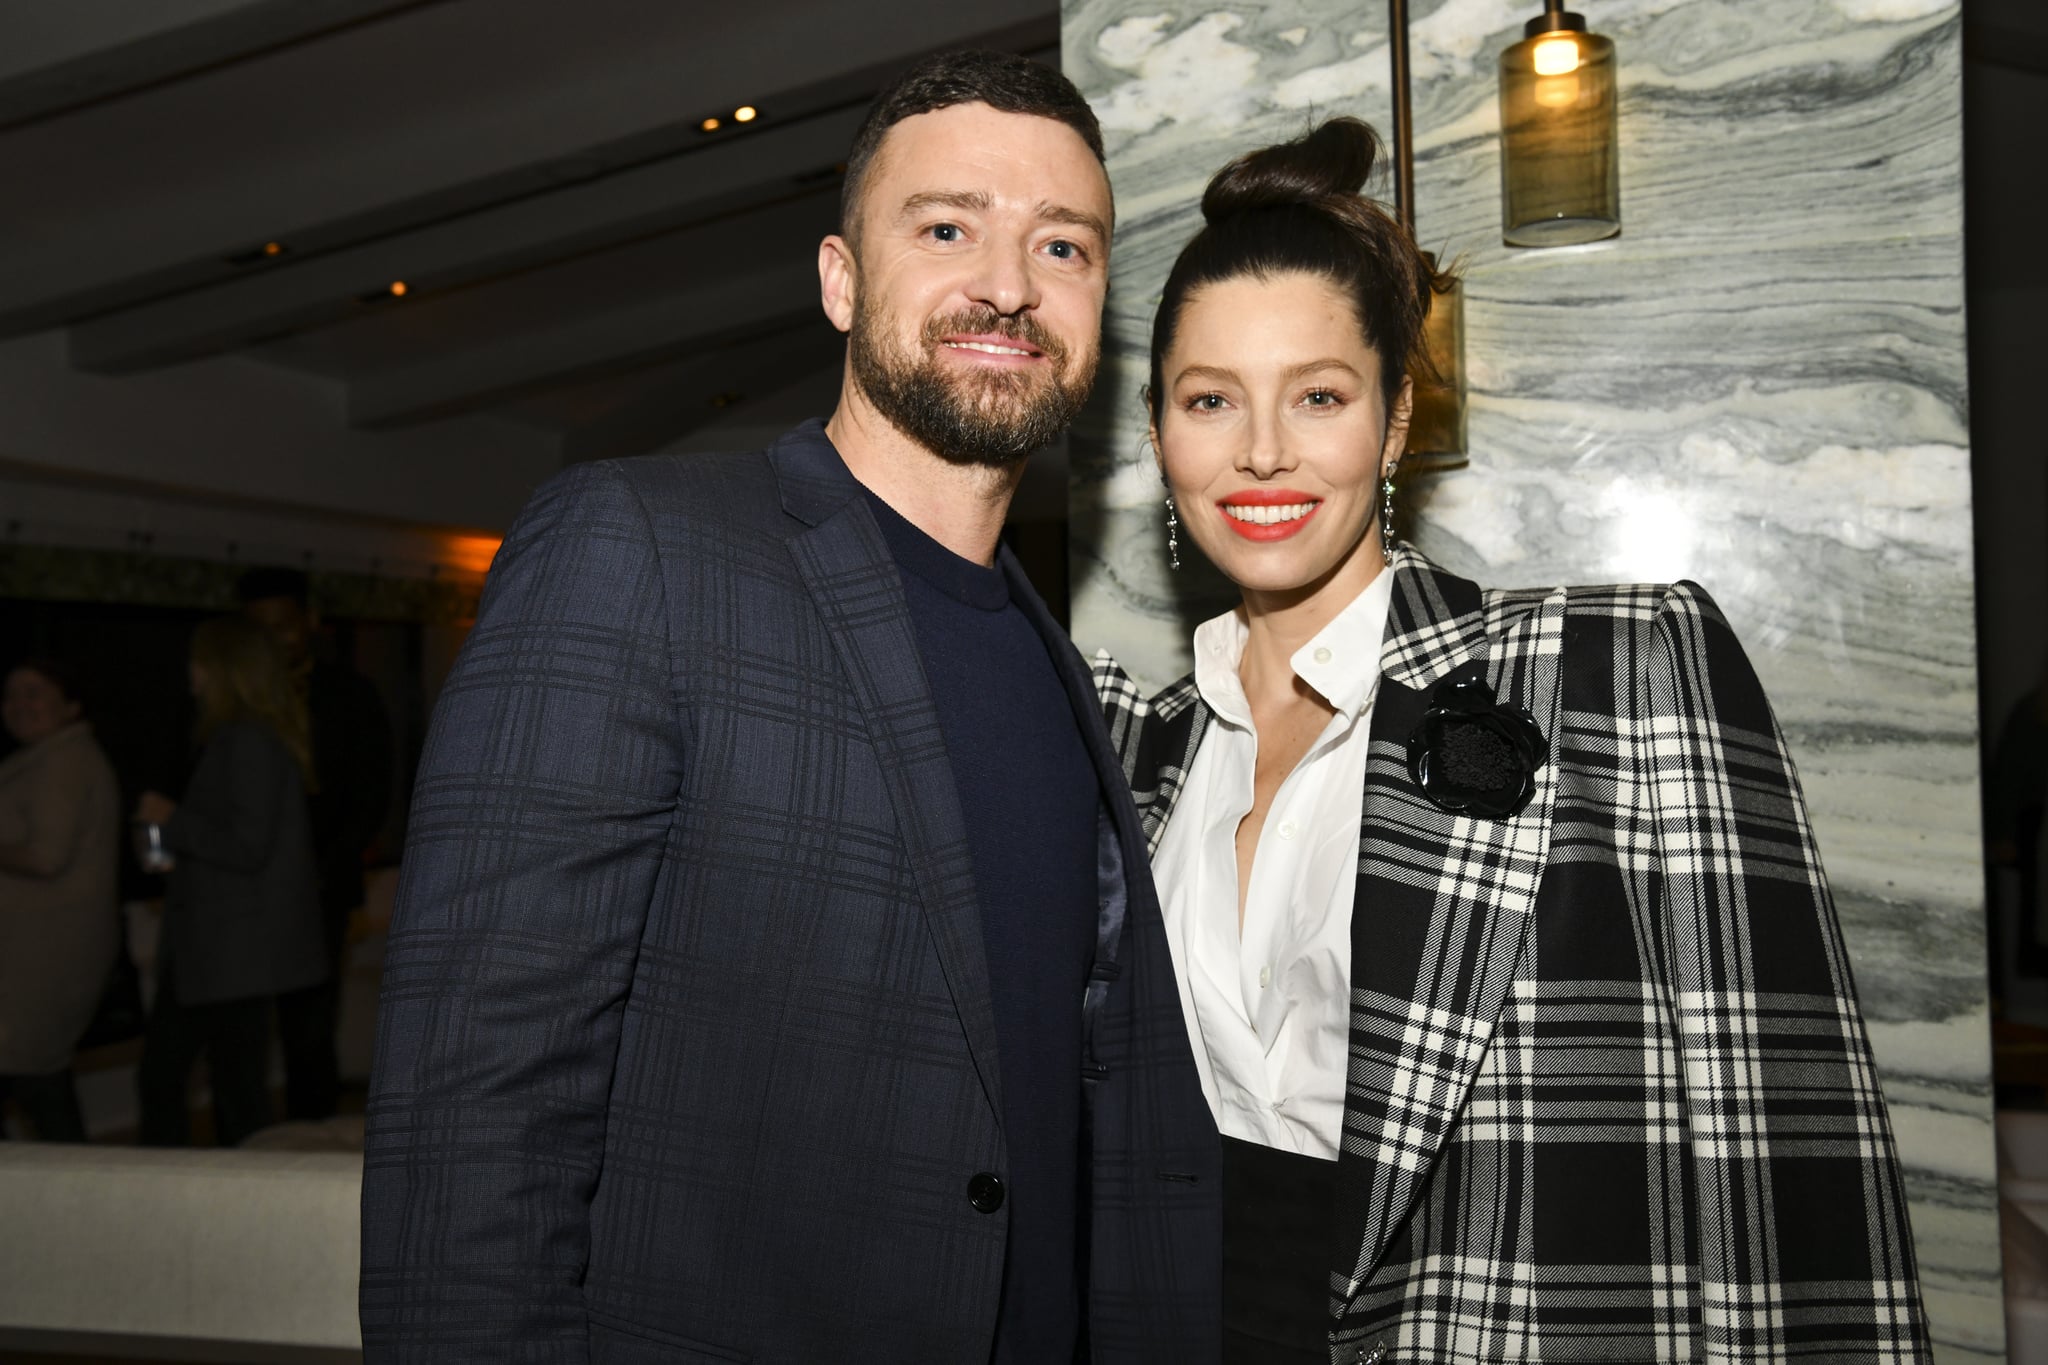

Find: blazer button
967;1172;1005;1213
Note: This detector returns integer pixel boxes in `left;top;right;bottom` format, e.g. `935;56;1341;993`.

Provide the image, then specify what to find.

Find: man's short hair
840;49;1106;241
237;565;311;607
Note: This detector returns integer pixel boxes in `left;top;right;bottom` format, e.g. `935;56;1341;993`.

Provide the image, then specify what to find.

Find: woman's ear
818;235;857;334
1382;376;1415;476
1142;387;1168;485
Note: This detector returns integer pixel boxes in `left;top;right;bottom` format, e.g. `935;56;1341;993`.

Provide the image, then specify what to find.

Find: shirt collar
1189;567;1398;728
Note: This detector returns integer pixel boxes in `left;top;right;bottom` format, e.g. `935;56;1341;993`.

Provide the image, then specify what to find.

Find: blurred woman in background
135;617;324;1147
0;658;121;1142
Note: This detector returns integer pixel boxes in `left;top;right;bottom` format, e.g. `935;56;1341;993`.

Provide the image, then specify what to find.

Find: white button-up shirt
1153;570;1395;1158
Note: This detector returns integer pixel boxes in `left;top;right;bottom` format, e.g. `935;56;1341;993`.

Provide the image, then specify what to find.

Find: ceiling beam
67;107;861;374
0;0;430;130
560;326;847;464
347;265;827;429
0;330;559;531
0;10;1056;339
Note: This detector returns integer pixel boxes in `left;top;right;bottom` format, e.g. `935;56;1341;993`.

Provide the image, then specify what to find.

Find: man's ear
818;235;857;334
1382;376;1415;475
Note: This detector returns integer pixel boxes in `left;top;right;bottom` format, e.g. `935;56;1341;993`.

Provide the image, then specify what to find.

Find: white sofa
0;1142;361;1361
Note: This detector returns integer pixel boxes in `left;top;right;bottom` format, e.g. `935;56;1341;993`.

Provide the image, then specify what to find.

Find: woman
135;616;325;1147
1098;119;1930;1362
0;658;121;1141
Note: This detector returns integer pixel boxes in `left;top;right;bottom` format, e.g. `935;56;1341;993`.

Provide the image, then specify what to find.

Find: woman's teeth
1221;502;1317;525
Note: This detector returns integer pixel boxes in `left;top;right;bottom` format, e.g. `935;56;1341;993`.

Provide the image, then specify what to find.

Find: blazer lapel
772;427;1003;1119
1138;680;1211;858
1329;548;1567;1307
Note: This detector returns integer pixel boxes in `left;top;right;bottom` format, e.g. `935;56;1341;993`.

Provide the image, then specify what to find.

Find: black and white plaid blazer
1095;546;1931;1364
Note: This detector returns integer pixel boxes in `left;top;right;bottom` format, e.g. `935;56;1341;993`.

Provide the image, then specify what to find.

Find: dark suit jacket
162;719;325;1006
1097;549;1930;1364
360;421;1221;1364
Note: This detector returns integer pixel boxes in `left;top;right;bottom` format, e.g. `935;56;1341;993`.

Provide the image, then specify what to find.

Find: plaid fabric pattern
363;425;1219;1364
1098;548;1929;1363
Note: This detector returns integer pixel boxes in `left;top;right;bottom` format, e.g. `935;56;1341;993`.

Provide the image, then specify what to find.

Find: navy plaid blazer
1096;548;1931;1364
360;421;1221;1364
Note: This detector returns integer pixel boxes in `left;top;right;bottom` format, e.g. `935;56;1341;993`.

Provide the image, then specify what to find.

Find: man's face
830;102;1112;467
244;595;312;671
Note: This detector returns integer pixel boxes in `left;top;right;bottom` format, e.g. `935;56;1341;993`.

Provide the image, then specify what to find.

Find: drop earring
1380;467;1398;566
1165;494;1181;571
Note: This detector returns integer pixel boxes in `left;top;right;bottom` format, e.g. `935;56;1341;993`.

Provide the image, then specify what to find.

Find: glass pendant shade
1499;8;1619;247
1408;263;1466;457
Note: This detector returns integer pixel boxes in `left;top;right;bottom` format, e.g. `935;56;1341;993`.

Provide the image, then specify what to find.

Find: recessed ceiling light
700;116;721;132
388;281;408;297
733;106;758;123
225;240;290;266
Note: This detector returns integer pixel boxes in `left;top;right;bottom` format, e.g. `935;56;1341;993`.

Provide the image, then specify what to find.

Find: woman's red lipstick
1217;490;1322;541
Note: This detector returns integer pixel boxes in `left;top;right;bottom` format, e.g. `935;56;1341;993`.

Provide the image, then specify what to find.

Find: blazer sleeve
359;462;686;1363
1645;580;1931;1361
165;725;293;872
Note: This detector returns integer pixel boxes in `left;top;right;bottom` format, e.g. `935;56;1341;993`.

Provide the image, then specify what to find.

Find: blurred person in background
1989;653;2048;976
238;567;391;1120
0;658;121;1142
134;617;325;1147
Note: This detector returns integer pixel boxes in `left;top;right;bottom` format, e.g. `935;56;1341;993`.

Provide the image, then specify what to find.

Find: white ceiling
0;0;1059;532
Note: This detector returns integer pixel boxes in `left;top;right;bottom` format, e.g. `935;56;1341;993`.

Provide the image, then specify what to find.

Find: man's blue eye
1048;240;1077;259
931;224;962;242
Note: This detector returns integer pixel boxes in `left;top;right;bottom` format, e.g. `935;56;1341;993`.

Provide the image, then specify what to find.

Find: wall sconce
1389;0;1466;461
1499;1;1619;247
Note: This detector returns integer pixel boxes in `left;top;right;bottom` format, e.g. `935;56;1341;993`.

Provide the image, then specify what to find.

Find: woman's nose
1237;408;1295;479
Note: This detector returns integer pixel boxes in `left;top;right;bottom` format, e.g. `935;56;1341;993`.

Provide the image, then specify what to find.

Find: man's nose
966;238;1039;317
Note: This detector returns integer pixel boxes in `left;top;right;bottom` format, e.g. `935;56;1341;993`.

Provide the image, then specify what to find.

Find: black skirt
1221;1135;1340;1364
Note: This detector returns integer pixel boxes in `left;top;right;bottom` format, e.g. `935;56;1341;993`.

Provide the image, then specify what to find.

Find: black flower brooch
1404;665;1549;819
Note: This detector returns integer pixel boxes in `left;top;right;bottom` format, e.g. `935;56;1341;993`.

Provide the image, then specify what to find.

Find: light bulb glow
700;116;721;132
389;281;408;297
1532;37;1581;76
733;105;758;123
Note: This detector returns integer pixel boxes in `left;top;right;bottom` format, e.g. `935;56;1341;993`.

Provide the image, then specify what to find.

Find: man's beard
848;297;1098;469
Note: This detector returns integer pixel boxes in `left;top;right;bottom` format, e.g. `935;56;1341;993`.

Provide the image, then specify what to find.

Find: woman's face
2;667;80;746
1154;270;1410;605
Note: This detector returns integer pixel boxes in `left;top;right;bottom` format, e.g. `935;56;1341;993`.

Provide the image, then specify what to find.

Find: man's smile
941;332;1046;363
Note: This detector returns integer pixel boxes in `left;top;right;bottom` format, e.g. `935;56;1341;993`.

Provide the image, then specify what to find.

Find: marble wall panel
1061;0;1996;1356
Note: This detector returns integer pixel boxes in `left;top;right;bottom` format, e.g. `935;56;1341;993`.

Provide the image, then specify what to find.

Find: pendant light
1499;0;1620;247
1389;0;1466;459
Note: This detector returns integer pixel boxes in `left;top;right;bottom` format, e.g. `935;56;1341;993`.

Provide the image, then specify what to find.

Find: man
239;566;392;1121
359;51;1220;1364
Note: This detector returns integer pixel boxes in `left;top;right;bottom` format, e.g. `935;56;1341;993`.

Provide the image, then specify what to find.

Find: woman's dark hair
1148;117;1450;421
9;656;86;717
841;49;1106;241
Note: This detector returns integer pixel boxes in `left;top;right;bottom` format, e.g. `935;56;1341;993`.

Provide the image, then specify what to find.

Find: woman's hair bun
1200;117;1382;224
